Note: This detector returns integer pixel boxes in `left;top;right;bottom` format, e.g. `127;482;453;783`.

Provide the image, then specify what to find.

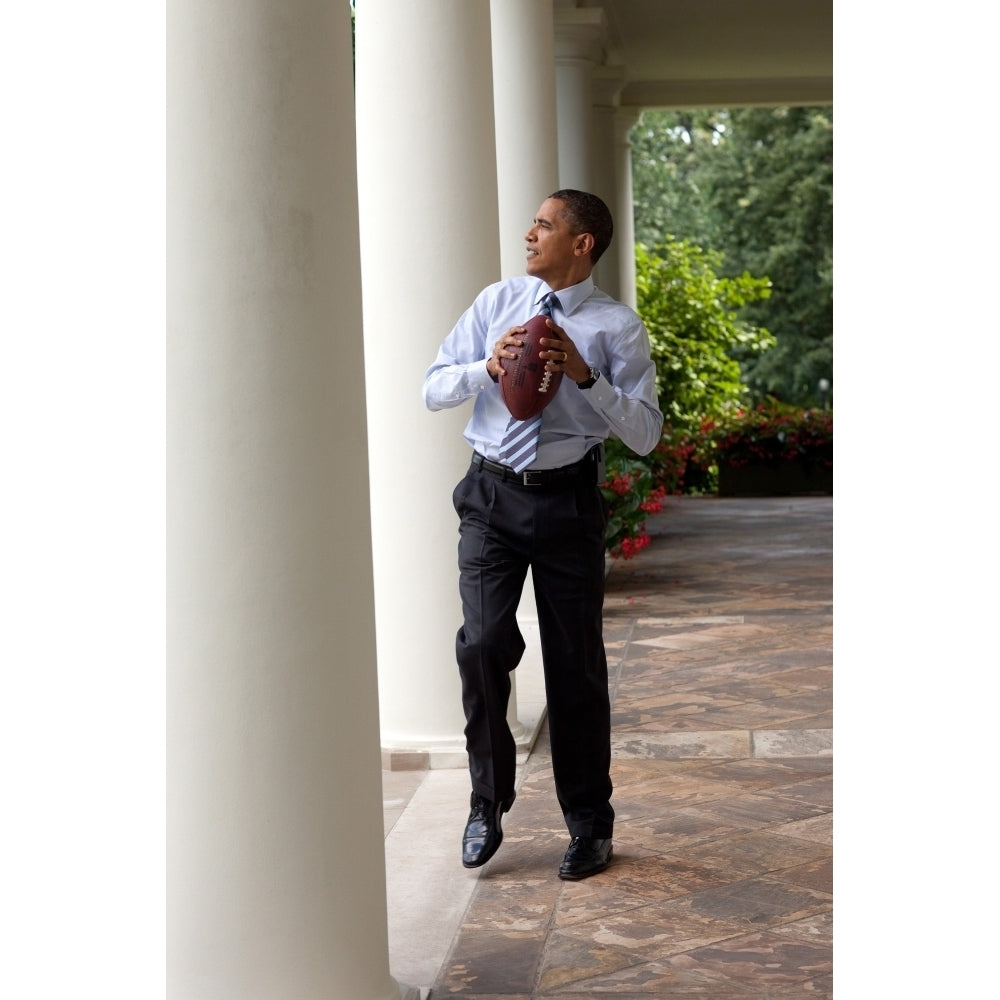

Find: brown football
499;314;564;420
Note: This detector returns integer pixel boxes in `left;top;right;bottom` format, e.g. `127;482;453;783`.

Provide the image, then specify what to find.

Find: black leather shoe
558;836;613;880
462;792;515;868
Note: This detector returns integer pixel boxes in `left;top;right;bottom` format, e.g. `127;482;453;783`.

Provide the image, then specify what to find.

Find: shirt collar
534;276;595;317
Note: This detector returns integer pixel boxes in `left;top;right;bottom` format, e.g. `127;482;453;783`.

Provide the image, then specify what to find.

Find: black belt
472;447;600;488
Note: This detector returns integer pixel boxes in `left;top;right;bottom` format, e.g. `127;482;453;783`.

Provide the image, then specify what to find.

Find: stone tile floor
391;495;832;999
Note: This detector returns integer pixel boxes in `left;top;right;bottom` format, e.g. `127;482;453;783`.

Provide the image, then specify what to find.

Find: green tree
630;107;832;406
635;239;774;432
707;107;832;404
631;109;727;250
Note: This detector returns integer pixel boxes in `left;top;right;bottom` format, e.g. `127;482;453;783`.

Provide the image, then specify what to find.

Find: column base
381;705;548;772
395;983;427;1000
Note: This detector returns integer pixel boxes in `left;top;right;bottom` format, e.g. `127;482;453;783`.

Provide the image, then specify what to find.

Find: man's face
524;198;585;287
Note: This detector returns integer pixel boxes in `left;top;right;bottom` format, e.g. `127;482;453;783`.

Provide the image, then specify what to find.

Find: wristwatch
576;366;599;390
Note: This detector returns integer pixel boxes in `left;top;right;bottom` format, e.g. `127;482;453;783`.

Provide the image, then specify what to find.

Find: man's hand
539;318;589;384
487;326;527;379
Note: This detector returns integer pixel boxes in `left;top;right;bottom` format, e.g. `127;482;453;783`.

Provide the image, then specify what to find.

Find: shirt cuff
474;359;495;390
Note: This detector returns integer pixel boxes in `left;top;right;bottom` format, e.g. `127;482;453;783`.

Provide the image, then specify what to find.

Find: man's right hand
487;326;527;379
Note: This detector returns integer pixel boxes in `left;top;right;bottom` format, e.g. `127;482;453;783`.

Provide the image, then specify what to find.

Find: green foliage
630;111;726;246
635;239;774;432
630;107;833;407
708;108;833;404
631;109;729;250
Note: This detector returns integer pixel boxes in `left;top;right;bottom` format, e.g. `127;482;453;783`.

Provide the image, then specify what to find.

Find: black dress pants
452;459;614;838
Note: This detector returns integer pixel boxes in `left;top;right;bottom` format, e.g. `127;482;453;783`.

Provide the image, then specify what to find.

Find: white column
553;6;607;193
490;0;561;743
356;0;499;764
554;58;593;192
591;69;624;301
554;6;617;288
615;108;642;311
167;2;403;998
491;0;559;279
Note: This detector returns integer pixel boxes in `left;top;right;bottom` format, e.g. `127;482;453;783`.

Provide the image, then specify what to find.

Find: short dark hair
548;189;614;264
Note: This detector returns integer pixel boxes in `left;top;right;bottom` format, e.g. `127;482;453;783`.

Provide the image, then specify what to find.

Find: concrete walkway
383;495;832;999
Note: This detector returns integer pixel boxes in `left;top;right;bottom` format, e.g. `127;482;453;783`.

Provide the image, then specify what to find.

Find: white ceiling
571;0;832;109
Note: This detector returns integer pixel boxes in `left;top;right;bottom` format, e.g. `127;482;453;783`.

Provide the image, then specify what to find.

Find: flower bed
710;401;832;468
710;401;832;496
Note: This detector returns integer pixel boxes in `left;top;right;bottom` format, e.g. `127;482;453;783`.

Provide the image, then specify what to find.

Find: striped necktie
498;292;558;473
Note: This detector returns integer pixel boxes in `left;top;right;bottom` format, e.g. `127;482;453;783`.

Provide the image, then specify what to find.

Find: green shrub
636;239;775;432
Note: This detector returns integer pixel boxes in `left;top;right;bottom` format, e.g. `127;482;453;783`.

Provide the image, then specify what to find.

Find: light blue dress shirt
423;275;664;469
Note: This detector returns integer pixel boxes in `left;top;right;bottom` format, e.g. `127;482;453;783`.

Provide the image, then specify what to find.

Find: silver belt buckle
522;470;543;486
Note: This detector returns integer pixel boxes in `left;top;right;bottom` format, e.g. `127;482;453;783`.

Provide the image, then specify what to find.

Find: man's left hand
539;318;589;384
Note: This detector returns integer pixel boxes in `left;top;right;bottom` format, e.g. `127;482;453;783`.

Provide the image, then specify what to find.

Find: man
423;190;663;880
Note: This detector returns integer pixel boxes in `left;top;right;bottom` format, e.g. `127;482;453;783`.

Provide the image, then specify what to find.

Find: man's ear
574;232;595;258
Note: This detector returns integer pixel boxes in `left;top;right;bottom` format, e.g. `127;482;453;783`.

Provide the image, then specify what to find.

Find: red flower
618;532;652;560
639;486;666;514
608;474;634;497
